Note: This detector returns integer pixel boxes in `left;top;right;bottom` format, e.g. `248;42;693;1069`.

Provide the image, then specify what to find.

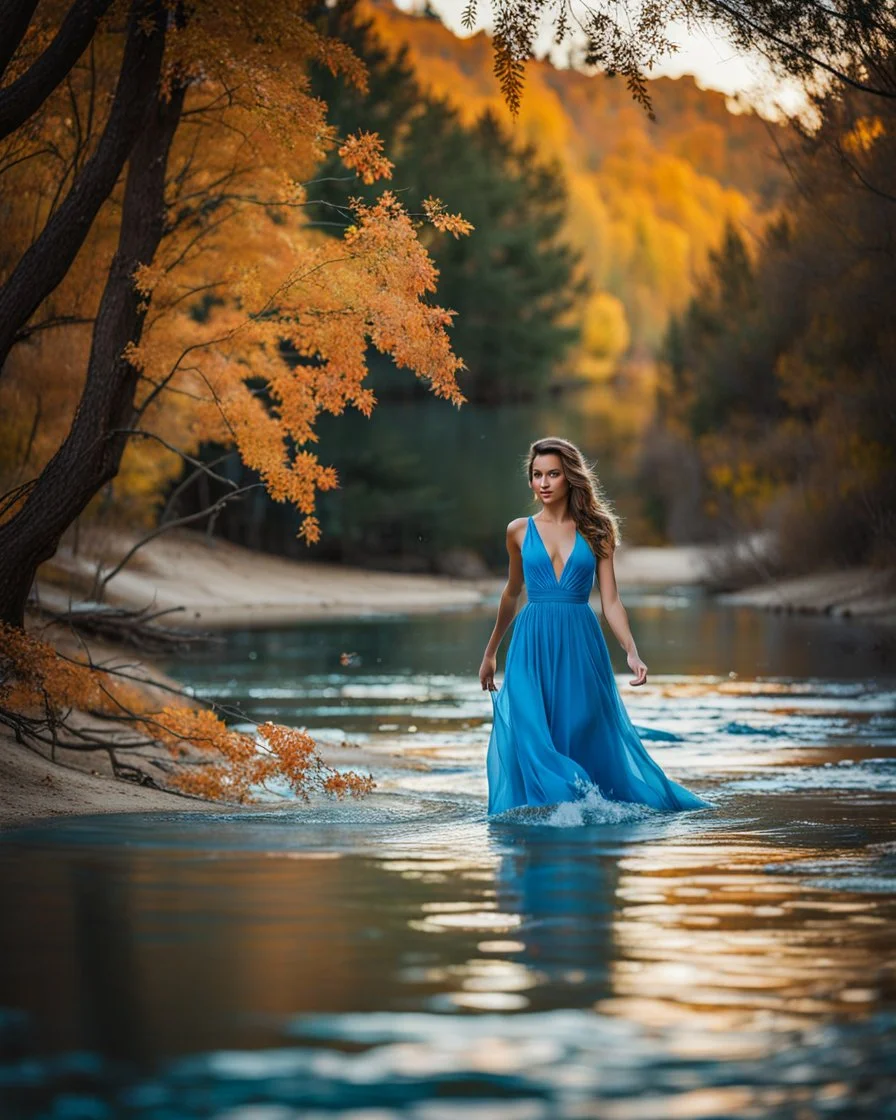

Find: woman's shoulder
505;516;530;548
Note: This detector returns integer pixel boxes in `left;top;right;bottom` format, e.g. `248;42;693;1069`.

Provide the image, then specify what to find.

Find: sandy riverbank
36;527;896;628
36;530;493;627
0;730;218;828
0;720;388;830
34;528;722;629
0;606;405;830
718;566;896;625
0;623;224;829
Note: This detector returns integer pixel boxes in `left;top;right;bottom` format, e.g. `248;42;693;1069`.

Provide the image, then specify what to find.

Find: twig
92;482;262;600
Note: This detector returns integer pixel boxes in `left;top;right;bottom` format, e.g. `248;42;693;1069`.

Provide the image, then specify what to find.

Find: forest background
1;0;893;586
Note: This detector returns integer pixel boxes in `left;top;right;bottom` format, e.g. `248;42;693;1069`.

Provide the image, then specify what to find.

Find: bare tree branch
94;482;264;598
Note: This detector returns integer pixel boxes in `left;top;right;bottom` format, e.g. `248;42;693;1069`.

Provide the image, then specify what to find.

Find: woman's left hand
627;652;648;687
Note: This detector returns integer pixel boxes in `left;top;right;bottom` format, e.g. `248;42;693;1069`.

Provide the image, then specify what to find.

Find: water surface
1;593;895;1118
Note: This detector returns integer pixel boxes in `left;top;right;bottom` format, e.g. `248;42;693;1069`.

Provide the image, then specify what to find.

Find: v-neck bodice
523;516;595;603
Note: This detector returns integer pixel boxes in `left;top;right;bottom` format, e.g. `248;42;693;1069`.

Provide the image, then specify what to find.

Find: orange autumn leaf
0;0;466;543
339;130;395;183
0;623;374;805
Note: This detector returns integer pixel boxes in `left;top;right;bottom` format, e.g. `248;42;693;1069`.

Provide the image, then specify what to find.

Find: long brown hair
526;436;621;560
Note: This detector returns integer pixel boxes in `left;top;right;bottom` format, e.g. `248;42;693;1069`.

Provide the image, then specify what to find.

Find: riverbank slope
718;567;896;624
35;528;896;627
34;528;722;628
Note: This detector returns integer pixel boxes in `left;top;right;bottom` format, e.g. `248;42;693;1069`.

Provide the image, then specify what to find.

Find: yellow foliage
0;0;470;538
423;196;475;237
843;115;886;154
361;0;774;357
580;291;631;367
703;439;778;511
338;131;395;183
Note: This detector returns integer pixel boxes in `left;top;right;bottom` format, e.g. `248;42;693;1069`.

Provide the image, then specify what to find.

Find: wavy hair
525;436;621;559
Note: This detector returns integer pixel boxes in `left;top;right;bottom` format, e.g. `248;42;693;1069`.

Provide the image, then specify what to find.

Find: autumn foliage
0;0;470;538
0;622;375;802
0;0;474;797
362;0;780;362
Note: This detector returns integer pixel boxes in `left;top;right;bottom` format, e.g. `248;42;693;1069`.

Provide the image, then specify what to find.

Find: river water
1;590;895;1118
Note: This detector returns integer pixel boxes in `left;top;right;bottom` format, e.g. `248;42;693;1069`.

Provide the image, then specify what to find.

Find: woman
479;436;711;816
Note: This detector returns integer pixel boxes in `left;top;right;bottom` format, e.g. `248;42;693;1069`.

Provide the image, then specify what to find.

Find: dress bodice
523;516;595;603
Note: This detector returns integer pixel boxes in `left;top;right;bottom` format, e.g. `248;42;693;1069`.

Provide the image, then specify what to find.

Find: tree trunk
0;0;115;140
0;78;186;627
0;0;165;376
0;0;40;80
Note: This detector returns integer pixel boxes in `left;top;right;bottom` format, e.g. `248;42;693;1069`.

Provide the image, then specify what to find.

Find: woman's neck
538;503;572;524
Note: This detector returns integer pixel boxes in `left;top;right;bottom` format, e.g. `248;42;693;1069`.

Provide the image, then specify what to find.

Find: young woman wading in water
479;436;711;816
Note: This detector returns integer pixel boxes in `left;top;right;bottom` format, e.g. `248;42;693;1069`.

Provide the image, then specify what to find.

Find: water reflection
604;837;896;1034
488;832;619;1008
1;806;895;1117
1;605;895;1118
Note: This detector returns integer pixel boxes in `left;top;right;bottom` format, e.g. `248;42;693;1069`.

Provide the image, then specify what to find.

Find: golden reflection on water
372;817;896;1074
600;837;895;1043
1;807;894;1120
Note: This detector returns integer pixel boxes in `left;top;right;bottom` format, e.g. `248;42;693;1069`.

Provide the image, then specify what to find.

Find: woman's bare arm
597;544;648;686
479;518;526;689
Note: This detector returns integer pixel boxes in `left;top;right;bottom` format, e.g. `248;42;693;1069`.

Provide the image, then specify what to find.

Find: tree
0;0;468;627
0;0;115;139
0;0;169;372
645;75;896;566
0;0;474;798
308;0;583;403
2;0;894;629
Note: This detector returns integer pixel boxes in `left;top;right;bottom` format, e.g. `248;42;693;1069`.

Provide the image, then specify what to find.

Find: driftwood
31;600;220;654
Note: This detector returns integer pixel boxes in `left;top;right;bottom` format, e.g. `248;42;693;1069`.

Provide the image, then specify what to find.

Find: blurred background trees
308;0;586;405
170;0;789;569
642;80;896;573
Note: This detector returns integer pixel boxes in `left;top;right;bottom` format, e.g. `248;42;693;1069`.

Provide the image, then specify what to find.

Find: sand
34;526;726;633
41;526;892;626
0;721;388;830
718;566;896;624
0;729;218;828
37;529;495;628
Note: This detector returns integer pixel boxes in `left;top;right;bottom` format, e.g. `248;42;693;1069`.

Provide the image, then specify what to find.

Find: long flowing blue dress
486;516;712;816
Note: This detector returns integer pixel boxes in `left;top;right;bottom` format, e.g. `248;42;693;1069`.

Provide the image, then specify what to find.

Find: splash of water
491;785;658;828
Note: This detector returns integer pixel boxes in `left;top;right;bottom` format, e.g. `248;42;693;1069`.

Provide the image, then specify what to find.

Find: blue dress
486;516;712;816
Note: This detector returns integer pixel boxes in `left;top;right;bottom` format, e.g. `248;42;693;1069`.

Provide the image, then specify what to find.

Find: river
1;590;895;1118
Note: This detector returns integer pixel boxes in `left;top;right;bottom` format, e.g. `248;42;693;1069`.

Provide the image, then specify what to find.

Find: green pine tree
308;0;584;403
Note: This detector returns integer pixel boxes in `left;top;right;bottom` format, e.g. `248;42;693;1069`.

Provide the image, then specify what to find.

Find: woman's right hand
479;654;498;692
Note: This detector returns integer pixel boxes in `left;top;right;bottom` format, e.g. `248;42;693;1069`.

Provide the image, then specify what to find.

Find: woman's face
530;453;569;508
